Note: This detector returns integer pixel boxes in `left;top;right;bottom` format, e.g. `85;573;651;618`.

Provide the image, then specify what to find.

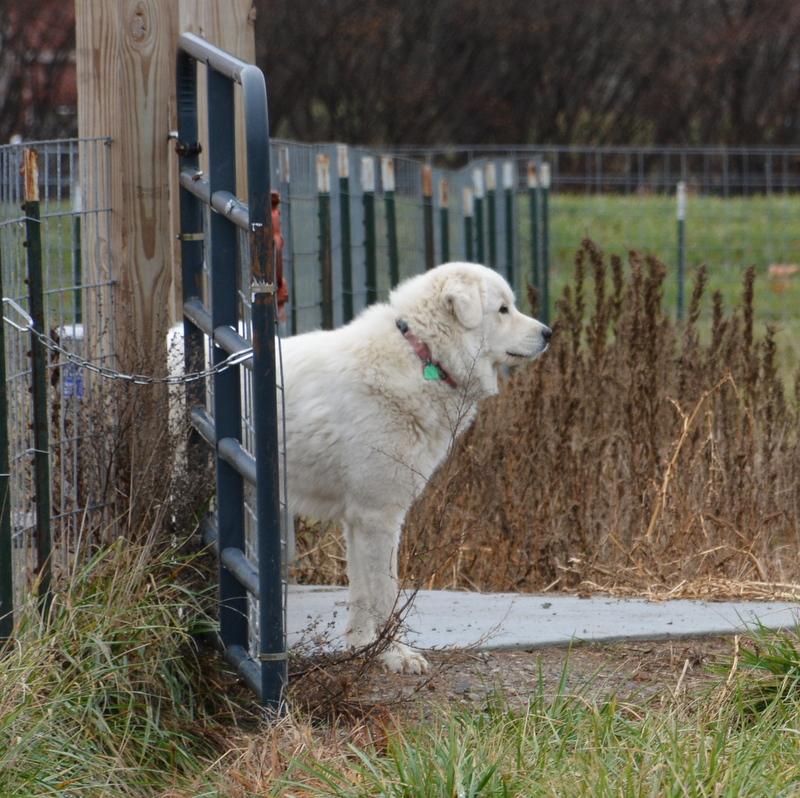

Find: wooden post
317;154;333;330
72;3;179;520
21;150;52;611
76;1;177;375
75;2;256;494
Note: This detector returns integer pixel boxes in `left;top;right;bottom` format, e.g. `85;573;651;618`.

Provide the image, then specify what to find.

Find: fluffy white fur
170;262;550;673
278;262;550;673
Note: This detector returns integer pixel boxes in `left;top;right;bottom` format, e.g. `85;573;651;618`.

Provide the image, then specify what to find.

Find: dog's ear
443;274;484;329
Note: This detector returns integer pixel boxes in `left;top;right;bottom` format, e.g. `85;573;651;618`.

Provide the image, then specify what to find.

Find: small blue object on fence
175;33;285;710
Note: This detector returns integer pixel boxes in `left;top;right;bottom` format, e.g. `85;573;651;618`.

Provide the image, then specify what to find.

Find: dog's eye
499;305;509;314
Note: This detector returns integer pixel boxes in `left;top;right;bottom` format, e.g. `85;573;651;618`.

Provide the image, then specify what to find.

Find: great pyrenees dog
171;262;550;674
280;262;551;673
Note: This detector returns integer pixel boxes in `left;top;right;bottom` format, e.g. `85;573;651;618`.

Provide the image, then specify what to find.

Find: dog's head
439;262;551;368
390;262;551;397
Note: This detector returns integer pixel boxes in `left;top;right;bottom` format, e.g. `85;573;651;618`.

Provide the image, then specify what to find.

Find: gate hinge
175;139;202;157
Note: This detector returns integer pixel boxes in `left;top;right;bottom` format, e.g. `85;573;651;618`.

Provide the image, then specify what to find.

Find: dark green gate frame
175;33;285;709
0;250;12;641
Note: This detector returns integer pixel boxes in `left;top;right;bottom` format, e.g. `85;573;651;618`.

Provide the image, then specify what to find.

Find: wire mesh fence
273;142;800;336
0;138;116;611
400;145;800;323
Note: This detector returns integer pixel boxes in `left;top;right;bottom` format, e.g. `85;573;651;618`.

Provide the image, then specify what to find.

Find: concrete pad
289;585;800;653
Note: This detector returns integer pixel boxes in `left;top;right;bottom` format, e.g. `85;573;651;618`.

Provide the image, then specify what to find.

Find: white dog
171;262;550;674
280;262;551;673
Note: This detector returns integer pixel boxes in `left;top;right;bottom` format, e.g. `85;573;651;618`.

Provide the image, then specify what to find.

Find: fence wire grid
1;138;116;608
276;142;800;334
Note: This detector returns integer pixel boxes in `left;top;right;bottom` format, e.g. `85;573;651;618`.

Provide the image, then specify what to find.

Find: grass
2;514;800;795
275;631;800;797
535;194;800;383
0;532;222;797
541;193;800;322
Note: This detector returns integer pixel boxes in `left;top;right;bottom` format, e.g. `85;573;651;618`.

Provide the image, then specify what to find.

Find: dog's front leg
343;513;429;674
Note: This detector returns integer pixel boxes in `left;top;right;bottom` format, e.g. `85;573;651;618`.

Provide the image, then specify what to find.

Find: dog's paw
380;642;429;674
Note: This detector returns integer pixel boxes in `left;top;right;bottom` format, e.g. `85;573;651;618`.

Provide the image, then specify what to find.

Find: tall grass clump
278;672;800;797
0;531;223;797
404;239;800;596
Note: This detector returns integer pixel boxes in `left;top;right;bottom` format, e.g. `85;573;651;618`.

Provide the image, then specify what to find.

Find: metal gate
174;33;285;708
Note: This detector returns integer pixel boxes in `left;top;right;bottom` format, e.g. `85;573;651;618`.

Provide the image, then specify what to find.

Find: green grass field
547;193;800;323
517;193;800;379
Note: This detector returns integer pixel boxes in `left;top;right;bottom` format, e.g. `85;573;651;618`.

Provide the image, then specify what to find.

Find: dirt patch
423;638;734;705
289;635;739;722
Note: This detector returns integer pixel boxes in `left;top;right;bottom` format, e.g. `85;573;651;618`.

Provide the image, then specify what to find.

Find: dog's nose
542;326;552;342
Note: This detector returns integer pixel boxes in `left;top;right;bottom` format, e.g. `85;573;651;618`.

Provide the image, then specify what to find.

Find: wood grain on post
76;0;177;373
76;0;178;520
75;1;258;521
22;149;39;202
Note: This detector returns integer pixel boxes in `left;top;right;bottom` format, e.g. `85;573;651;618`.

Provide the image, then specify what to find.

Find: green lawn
512;192;800;378
546;193;800;324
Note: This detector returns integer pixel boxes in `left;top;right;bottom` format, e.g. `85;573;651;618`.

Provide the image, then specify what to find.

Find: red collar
396;319;458;389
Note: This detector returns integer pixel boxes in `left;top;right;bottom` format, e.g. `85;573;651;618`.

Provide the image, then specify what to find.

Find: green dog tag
423;363;441;381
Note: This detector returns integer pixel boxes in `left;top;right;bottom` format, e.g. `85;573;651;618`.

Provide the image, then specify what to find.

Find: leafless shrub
399;240;800;597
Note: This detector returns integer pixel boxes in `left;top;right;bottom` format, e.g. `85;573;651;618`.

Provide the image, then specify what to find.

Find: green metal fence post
439;178;450;263
527;161;540;303
422;164;434;271
473;166;485;263
22;148;51;614
317;153;333;329
541;161;551;326
676;180;686;321
0;247;12;640
486;162;497;269
362;156;378;304
503;161;515;290
337;145;354;323
72;184;83;325
463;186;474;262
279;146;296;335
382;156;399;287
